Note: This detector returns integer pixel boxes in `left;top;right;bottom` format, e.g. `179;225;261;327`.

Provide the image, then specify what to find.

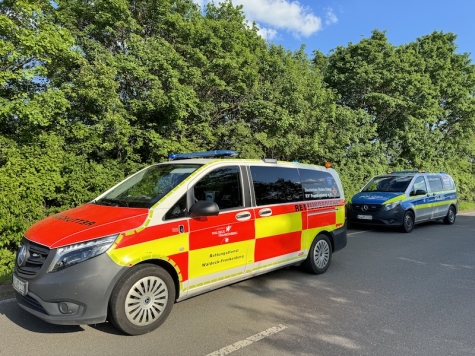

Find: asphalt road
1;212;474;356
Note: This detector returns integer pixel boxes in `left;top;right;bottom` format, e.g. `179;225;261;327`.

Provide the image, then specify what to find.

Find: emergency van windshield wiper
94;198;129;207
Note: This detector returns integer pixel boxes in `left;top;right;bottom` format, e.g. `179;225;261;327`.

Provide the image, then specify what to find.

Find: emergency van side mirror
189;200;219;217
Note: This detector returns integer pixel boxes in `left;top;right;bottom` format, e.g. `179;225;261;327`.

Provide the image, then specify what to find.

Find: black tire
443;205;456;225
303;234;332;274
109;264;175;335
401;211;414;233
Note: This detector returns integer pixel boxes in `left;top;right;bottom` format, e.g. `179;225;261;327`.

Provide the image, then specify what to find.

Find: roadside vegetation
1;0;474;273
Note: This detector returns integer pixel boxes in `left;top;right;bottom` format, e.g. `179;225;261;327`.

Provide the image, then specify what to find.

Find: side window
412;176;428;193
299;169;340;200
164;194;187;220
441;175;454;190
193;166;242;210
250;166;303;206
427;175;443;192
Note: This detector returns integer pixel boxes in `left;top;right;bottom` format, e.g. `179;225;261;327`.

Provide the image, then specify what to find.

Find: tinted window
250;166;303;206
427;175;443;192
441;175;455;190
362;175;412;193
299;169;340;200
194;166;242;210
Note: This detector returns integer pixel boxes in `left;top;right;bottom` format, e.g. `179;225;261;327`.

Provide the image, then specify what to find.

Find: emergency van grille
16;239;50;276
351;204;382;213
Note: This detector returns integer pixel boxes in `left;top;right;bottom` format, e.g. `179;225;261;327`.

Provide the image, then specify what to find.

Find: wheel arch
318;230;335;252
450;203;458;214
404;207;416;221
135;259;181;300
111;259;181;302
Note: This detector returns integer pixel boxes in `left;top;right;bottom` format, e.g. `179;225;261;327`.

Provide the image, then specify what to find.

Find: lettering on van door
202;249;245;267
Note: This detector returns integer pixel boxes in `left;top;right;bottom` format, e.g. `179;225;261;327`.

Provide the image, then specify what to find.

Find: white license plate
357;215;372;220
12;274;28;296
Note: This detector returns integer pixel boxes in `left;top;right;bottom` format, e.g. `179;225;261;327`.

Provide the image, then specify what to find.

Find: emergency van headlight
48;234;118;272
383;201;401;211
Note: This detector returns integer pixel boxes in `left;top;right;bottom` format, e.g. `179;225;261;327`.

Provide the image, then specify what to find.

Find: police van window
299;169;340;200
441;175;454;190
362;175;412;193
193;166;242;210
164;194;187;220
427;175;443;192
412;176;427;193
250;166;303;206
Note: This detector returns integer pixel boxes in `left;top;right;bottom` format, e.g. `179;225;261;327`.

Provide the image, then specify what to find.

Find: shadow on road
0;298;84;334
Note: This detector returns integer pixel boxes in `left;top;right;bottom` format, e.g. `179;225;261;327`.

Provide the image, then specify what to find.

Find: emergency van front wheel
304;234;332;274
401;211;414;233
109;264;175;335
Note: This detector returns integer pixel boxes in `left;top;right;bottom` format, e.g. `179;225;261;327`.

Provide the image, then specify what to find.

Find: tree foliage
0;2;474;272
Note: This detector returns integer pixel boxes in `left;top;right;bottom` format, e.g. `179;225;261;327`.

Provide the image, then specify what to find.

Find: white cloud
234;0;322;37
325;7;338;25
257;26;278;41
193;0;330;39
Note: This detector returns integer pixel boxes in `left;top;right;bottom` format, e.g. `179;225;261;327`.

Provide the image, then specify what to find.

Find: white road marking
205;324;287;356
348;230;371;236
0;298;15;305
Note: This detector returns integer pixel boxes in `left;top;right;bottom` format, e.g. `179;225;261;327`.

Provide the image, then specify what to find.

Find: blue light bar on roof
169;150;239;160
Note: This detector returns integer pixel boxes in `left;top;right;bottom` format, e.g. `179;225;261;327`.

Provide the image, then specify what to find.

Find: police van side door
409;176;433;222
427;175;446;218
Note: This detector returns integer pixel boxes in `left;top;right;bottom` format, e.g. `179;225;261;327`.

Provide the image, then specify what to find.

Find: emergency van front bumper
14;252;128;326
347;205;406;227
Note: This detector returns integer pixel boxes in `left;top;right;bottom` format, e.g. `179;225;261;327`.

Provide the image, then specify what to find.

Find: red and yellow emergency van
13;151;347;335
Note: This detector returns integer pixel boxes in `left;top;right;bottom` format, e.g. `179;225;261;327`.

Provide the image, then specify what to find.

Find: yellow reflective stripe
335;206;345;225
302;227;328;251
384;194;406;204
430;189;456;194
108;233;189;266
414;203;431;210
255;212;302;239
188;241;248;279
433;199;457;208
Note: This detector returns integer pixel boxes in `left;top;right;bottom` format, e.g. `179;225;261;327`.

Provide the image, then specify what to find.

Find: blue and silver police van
347;170;457;233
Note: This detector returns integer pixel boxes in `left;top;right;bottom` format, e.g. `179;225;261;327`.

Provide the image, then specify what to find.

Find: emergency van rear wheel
304;234;332;274
443;206;456;225
401;211;414;233
109;264;175;335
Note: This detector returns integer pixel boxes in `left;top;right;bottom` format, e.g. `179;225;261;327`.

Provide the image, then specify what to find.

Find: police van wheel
304;234;332;275
401;211;414;233
109;264;175;335
443;206;456;225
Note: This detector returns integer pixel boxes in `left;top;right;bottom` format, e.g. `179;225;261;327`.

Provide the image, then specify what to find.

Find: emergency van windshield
362;175;413;193
93;163;201;208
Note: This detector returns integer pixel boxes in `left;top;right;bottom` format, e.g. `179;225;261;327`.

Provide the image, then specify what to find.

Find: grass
0;271;13;299
0;271;12;284
459;201;475;211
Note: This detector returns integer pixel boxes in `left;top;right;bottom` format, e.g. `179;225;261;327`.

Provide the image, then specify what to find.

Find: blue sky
193;0;475;61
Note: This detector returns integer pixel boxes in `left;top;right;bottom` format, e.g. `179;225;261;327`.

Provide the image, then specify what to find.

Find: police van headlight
48;234;118;272
383;201;401;212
